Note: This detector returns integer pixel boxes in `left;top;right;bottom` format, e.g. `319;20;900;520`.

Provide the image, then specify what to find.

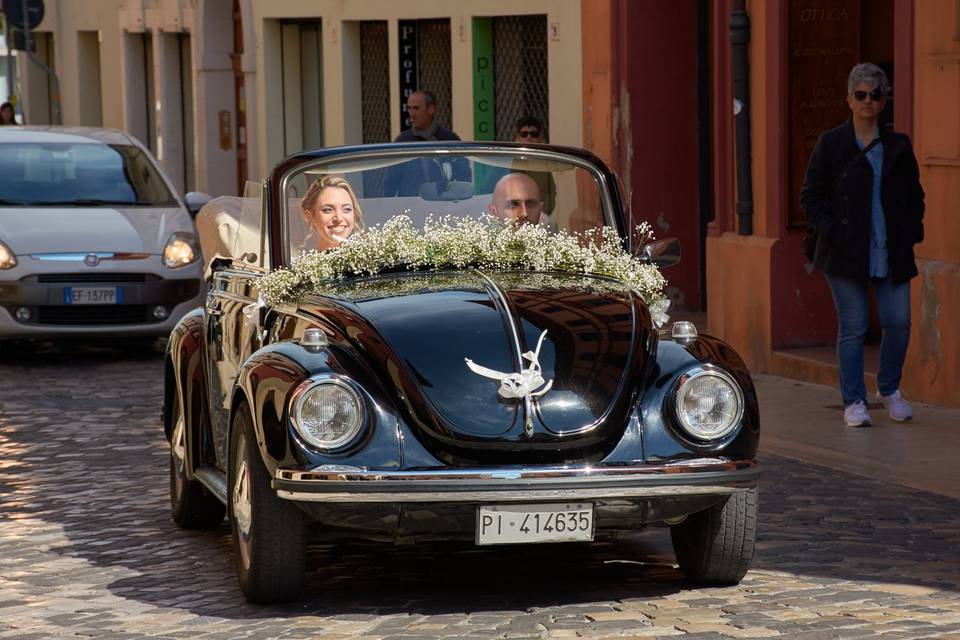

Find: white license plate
476;503;594;545
65;287;121;305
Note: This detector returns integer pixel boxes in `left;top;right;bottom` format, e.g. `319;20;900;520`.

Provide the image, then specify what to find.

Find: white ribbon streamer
465;329;554;400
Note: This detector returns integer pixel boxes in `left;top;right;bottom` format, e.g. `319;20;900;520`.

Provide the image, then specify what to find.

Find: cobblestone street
1;345;958;639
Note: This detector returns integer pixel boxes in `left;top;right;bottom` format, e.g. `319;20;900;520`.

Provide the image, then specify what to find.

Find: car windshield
0;142;178;206
281;151;613;264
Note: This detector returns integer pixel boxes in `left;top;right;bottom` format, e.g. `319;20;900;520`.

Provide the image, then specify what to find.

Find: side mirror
184;192;213;218
638;237;681;268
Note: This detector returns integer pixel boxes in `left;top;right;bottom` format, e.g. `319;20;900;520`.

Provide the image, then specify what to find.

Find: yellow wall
251;0;583;177
21;0;125;130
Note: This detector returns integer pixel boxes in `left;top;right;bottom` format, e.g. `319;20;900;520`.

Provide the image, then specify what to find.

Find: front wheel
229;403;305;604
670;487;758;585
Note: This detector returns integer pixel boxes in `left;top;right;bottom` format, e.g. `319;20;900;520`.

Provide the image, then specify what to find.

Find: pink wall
617;1;703;311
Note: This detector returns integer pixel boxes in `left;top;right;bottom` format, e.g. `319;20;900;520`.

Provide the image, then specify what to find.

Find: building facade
12;0;959;406
581;0;959;407
14;0;583;200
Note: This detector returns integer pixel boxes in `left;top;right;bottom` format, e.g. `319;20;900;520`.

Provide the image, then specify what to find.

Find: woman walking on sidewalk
799;62;925;427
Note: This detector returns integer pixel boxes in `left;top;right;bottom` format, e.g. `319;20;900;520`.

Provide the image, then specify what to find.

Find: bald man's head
488;173;543;225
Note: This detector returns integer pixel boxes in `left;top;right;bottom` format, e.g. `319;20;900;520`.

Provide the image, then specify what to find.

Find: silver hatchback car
0;127;208;343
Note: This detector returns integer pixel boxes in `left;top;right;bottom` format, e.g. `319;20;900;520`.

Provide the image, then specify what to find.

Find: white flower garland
259;215;669;318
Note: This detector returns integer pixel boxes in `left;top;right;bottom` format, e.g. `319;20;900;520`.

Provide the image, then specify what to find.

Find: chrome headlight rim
671;365;745;444
289;375;366;452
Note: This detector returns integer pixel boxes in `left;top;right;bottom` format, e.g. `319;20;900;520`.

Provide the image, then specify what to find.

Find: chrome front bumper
274;459;758;503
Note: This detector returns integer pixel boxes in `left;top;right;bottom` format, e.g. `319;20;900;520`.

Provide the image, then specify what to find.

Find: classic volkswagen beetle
164;142;759;603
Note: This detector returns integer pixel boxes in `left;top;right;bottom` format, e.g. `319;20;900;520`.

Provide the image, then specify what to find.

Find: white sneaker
877;390;913;422
843;400;872;427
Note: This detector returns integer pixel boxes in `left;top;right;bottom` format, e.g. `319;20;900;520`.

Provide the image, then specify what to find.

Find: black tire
228;403;305;604
670;487;758;585
169;396;226;529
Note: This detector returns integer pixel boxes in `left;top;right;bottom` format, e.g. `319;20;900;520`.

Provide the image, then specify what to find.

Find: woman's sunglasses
853;88;885;102
517;129;541;138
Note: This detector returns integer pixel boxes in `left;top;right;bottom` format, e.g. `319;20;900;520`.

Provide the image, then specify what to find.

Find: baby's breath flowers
259;215;668;317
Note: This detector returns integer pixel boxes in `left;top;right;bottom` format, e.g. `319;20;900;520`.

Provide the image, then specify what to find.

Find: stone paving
0;343;958;639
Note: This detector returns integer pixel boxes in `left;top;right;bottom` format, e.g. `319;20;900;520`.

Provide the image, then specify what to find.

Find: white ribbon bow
465;329;554;400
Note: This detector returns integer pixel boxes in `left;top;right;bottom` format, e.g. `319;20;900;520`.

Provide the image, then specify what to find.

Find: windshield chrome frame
275;147;618;268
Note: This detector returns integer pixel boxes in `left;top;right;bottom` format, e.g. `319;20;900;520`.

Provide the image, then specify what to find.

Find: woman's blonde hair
301;175;364;230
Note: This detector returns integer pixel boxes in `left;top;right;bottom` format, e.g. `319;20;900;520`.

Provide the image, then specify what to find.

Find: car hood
0;206;190;255
306;270;655;465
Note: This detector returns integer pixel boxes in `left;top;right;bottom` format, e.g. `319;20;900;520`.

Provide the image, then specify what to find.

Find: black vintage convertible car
164;142;759;603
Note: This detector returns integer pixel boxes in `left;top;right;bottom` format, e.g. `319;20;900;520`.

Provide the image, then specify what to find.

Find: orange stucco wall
706;234;776;370
901;0;960;406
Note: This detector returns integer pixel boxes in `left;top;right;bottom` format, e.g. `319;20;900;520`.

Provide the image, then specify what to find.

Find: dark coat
799;119;925;284
393;126;460;143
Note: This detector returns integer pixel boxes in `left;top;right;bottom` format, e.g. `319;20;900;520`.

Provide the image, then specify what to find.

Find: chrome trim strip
276;484;749;503
470;268;535;436
274;460;758;503
30;252;152;261
194;466;229;505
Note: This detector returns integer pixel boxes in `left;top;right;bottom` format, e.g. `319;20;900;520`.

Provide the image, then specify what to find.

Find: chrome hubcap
232;435;253;569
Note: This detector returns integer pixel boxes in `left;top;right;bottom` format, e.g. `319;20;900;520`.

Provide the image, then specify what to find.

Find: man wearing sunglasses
514;116;545;143
800;62;925;428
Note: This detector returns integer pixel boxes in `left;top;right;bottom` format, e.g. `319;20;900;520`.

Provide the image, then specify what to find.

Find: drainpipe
730;0;753;236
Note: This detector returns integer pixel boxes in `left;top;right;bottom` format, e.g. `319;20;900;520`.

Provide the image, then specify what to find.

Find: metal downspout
730;1;753;236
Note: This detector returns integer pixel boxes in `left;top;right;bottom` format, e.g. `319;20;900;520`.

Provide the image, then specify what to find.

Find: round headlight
292;379;364;450
163;232;198;268
0;239;17;270
674;368;744;441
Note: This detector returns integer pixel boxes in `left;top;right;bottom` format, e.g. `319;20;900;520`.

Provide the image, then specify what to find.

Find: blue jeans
824;274;911;406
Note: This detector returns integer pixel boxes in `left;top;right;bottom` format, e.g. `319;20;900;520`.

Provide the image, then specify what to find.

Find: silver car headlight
163;232;198;268
291;378;364;450
0;239;17;270
674;368;744;441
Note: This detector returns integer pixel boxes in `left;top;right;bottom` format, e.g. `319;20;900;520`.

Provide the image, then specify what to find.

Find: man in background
383;90;469;196
395;90;459;142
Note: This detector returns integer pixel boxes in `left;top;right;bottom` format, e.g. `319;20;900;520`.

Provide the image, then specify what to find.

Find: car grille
35;273;153;284
35;305;153;325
